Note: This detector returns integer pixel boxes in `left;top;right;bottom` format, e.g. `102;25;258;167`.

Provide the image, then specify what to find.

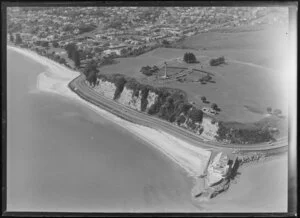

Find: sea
6;49;201;212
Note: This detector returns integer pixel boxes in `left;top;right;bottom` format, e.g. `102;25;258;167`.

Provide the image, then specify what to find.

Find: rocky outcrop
94;78;116;99
90;75;219;142
117;87;142;111
146;91;158;112
192;154;239;202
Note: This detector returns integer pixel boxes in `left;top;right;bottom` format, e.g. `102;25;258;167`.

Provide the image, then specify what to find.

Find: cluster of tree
216;122;274;144
8;22;22;33
62;24;75;32
14;33;22;44
183;52;197;63
140;65;159;76
52;41;59;48
9;33;14;43
201;96;209;103
126;44;160;57
83;60;99;86
162;39;170;47
65;43;80;68
266;107;282;116
210;56;225;66
100;56;117;66
46;51;66;65
211;103;220;111
97;73;127;100
198;74;213;83
35;40;49;48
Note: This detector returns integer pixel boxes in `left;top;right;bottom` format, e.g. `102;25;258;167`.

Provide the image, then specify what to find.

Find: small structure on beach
207;152;230;186
192;153;239;202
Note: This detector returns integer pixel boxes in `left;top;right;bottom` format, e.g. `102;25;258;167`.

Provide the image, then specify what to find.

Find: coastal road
70;75;288;152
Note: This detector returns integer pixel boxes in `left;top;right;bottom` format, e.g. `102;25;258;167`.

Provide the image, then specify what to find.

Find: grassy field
98;24;288;128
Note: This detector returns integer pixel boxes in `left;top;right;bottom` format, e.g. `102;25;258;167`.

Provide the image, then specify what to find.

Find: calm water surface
7;49;200;212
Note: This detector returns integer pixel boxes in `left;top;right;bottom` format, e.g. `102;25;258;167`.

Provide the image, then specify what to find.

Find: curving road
69;75;288;152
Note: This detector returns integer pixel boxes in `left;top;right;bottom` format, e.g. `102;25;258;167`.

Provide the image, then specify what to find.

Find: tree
84;60;99;86
267;107;272;113
9;33;14;42
72;50;81;68
15;33;22;44
188;107;203;123
210;56;225;66
59;58;66;64
211;103;218;111
162;39;170;47
41;41;49;48
140;65;158;76
65;43;77;59
183;52;197;63
120;48;127;56
273;109;282;116
52;41;59;48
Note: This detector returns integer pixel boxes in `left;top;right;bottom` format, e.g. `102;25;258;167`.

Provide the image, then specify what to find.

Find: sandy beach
8;46;288;212
8;45;211;178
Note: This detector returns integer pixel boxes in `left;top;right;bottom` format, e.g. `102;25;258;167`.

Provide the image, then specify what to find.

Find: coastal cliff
89;74;219;140
86;72;280;145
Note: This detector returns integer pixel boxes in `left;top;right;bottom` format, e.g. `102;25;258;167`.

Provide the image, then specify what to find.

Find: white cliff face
200;117;219;141
146;91;158;111
93;78;116;99
117;87;142;111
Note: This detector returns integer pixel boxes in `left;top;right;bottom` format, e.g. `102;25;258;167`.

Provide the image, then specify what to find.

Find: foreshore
8;45;288;212
8;45;211;178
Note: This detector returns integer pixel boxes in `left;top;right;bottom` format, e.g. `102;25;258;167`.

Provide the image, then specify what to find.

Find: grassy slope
97;24;288;137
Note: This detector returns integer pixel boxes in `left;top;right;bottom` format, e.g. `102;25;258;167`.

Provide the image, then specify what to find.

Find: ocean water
7;49;200;212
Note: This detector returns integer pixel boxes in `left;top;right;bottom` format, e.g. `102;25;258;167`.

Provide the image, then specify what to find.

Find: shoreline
8;45;212;179
8;45;289;211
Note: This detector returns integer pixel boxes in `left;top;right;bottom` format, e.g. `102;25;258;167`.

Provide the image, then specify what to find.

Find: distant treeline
210;56;225;66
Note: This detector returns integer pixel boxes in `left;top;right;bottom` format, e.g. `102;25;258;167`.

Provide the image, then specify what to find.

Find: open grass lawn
98;24;288;127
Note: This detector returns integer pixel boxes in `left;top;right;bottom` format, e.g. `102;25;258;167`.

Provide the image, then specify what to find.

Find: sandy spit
8;46;211;178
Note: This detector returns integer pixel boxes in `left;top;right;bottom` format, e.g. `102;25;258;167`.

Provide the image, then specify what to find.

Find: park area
98;24;288;130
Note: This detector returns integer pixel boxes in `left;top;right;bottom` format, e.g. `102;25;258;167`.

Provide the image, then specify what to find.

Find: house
103;48;122;56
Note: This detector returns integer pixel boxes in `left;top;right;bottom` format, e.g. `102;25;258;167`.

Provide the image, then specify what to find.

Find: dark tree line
140;65;159;76
65;43;80;68
9;33;14;42
216;121;274;144
83;60;99;86
15;33;22;44
210;56;225;66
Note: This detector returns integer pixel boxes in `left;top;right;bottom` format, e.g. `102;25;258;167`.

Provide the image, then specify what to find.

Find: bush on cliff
188;107;204;123
84;60;99;86
176;115;186;125
210;56;225;66
140;86;150;112
126;78;142;98
113;76;127;100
